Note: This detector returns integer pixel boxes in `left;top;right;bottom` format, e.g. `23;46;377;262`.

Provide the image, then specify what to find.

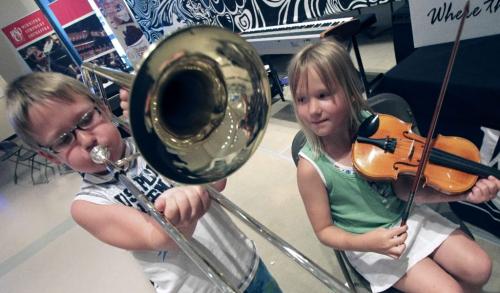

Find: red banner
2;0;127;78
2;11;52;49
49;0;93;26
0;1;93;49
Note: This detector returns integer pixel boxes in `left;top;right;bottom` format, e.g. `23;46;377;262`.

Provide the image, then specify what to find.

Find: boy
6;72;280;293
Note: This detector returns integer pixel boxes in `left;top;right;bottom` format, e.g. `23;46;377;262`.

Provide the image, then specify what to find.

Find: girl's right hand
363;225;408;259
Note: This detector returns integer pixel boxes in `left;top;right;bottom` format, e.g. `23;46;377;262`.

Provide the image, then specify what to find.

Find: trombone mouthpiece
90;145;110;164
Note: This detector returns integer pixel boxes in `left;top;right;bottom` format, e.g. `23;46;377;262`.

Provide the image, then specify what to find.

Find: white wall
0;1;39;83
0;1;39;140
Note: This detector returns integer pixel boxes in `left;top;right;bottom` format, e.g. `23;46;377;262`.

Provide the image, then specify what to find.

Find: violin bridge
408;140;415;160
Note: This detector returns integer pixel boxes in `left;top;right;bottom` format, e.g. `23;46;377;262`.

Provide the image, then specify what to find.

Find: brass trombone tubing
83;61;240;291
80;63;132;133
81;60;351;293
206;185;351;292
90;146;239;292
82;63;352;292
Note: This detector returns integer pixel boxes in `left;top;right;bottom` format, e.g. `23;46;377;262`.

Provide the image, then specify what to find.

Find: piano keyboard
240;17;358;55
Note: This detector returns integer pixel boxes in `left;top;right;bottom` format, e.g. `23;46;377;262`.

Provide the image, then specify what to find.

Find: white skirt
345;204;459;292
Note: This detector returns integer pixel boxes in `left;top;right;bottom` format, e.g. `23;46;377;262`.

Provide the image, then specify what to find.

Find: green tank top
300;143;404;234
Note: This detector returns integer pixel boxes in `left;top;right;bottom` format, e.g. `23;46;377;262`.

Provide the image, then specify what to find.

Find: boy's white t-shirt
75;138;259;292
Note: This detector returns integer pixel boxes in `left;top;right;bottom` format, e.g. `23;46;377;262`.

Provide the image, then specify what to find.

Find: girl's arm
297;158;407;258
71;185;210;251
393;175;499;204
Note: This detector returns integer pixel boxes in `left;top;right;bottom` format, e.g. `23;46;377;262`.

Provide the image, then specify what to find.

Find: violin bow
400;1;470;226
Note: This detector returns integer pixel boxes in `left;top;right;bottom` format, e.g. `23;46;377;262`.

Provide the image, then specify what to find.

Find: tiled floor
1;30;499;293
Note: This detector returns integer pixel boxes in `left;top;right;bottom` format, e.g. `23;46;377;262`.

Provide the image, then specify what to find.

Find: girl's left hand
465;176;500;204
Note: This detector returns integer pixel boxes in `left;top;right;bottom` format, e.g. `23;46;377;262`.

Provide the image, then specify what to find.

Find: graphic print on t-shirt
113;164;170;212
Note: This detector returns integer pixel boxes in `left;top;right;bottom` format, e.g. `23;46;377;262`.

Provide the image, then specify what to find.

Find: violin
352;114;500;194
354;1;494;225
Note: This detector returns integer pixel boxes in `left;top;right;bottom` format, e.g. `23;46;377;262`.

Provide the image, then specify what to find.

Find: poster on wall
1;0;128;80
92;0;149;67
50;0;128;70
409;0;500;47
1;10;81;79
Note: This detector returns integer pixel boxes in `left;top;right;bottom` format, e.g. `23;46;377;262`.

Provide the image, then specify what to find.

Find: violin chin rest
357;114;379;138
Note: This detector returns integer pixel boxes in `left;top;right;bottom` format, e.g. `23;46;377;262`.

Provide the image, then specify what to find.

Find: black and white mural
124;0;391;42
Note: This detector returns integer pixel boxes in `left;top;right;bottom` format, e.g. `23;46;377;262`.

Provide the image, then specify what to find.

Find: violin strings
376;140;499;177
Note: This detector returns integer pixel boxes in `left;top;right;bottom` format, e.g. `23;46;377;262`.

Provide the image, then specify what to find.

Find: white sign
409;0;500;47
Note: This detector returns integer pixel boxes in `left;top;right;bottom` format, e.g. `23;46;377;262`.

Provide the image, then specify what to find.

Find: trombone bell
129;26;271;184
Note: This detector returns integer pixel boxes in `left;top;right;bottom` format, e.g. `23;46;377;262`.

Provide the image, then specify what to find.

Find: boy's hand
154;186;211;233
119;88;130;119
210;179;227;192
362;225;408;259
464;176;500;204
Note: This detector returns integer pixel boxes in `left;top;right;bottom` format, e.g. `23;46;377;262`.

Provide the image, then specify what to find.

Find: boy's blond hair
5;72;98;149
287;40;371;156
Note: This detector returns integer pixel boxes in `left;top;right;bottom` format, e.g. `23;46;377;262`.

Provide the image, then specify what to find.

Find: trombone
82;25;350;293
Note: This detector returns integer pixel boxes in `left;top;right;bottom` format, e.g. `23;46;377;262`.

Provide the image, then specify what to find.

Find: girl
288;40;499;292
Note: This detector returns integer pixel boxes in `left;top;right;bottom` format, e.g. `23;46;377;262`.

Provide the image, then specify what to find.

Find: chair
366;92;418;133
0;140;22;165
0;140;55;184
17;145;56;184
290;93;471;292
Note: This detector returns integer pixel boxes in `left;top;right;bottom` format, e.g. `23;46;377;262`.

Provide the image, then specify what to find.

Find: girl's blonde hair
287;40;371;156
5;72;100;149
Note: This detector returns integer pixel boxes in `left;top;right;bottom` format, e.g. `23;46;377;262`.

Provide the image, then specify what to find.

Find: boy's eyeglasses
39;106;102;154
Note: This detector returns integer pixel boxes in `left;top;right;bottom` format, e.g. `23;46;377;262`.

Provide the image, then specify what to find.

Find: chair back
367;93;419;134
0;141;21;161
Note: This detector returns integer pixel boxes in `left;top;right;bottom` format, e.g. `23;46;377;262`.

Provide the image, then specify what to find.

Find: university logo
10;27;23;43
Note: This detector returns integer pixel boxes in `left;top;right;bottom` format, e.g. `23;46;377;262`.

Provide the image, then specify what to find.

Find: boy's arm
393;175;499;204
297;158;407;259
71;185;210;251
